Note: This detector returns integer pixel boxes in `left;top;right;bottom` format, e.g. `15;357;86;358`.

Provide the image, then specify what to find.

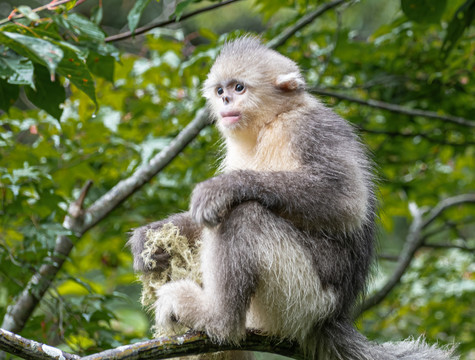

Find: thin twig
421;194;475;229
267;0;348;49
361;128;475;147
378;254;399;262
105;0;242;43
0;0;78;25
312;88;475;127
423;243;475;253
356;194;475;316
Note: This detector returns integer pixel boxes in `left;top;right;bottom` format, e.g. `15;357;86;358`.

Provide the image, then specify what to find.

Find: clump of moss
138;222;202;337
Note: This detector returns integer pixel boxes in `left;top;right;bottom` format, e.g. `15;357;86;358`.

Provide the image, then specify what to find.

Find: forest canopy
0;0;474;359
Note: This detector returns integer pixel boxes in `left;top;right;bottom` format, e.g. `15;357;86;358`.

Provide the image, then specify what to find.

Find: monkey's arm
128;212;202;272
191;169;371;231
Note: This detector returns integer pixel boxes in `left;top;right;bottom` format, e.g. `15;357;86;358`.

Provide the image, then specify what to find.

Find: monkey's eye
216;87;224;96
235;83;245;93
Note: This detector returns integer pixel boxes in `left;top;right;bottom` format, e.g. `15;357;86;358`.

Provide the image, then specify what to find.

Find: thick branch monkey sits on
129;37;456;360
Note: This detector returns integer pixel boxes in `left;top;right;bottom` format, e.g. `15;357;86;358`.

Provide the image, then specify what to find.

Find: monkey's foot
154;279;246;344
154;279;204;333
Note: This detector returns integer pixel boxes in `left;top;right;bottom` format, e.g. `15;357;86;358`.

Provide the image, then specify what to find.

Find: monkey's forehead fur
203;37;303;94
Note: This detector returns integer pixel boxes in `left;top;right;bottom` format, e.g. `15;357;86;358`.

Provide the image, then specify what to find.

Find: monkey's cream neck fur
221;101;303;173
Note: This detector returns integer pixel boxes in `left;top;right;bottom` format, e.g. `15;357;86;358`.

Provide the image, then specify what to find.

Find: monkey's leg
154;202;260;344
128;212;201;272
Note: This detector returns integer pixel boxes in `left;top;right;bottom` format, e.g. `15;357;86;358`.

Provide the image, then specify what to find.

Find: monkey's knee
222;201;268;230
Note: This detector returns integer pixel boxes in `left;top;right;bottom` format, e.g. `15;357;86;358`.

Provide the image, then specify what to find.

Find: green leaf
64;0;77;11
16;6;40;22
252;0;284;21
401;0;447;23
90;4;103;25
68;13;105;42
52;13;105;42
25;65;65;119
127;0;152;34
0;32;63;76
174;0;194;21
0;79;19;112
87;53;114;82
441;0;475;57
0;51;34;87
54;41;97;106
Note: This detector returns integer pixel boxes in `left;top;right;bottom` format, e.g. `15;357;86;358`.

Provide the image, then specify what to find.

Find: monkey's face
204;77;263;135
213;81;248;128
203;37;306;136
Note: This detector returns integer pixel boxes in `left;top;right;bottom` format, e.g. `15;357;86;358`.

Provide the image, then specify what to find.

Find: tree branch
0;109;211;334
0;328;79;360
421;194;475;229
267;0;348;49
0;235;73;333
423;243;475;253
104;0;243;43
0;0;73;25
361;127;474;146
311;88;475;127
356;194;475;316
0;329;303;360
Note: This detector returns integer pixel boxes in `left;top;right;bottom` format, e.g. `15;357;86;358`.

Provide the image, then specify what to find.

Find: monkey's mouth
220;111;242;126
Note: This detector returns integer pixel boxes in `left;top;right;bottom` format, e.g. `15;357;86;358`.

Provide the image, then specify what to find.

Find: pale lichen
138;222;202;337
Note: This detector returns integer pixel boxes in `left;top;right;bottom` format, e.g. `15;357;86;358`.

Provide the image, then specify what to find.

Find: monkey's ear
275;72;306;92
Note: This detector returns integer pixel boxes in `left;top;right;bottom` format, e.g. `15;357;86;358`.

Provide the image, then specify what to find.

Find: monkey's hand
128;222;170;273
128;213;201;273
190;176;234;227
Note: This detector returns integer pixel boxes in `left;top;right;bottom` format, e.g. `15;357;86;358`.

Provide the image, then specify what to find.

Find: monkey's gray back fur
128;36;458;360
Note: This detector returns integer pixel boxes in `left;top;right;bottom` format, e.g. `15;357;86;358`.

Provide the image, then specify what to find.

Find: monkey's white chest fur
201;219;338;344
246;237;337;342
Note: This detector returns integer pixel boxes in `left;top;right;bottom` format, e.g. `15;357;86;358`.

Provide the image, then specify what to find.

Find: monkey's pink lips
220;111;241;126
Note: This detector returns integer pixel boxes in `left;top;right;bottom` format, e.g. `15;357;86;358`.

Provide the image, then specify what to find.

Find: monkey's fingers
144;247;171;272
150;249;171;271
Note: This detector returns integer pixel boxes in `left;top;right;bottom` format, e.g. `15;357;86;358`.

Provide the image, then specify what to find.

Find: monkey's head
203;36;306;135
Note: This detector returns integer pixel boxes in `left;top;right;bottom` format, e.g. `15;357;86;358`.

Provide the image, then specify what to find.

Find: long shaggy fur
128;37;458;360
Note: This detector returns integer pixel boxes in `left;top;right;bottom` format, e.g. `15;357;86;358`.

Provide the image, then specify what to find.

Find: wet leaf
0;52;34;87
52;13;105;42
0;79;19;112
174;0;194;21
127;0;151;34
0;31;63;76
16;6;40;22
25;65;65;119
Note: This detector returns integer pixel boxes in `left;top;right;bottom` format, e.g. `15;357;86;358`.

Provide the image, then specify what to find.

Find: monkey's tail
313;320;458;360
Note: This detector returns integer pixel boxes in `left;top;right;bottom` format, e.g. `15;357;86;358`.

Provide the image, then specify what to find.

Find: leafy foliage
401;0;447;23
0;0;474;359
0;7;118;116
441;0;475;57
